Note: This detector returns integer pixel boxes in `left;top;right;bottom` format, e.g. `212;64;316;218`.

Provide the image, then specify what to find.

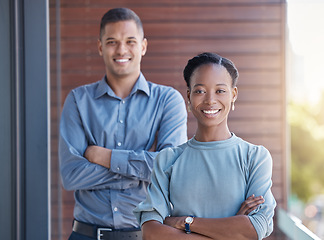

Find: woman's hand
164;194;264;230
163;216;186;230
236;194;264;215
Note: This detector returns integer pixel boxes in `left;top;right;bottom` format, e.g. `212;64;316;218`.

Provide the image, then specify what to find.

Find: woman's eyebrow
193;83;205;88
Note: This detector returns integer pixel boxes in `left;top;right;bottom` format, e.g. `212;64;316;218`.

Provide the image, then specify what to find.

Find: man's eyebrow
105;37;115;41
104;36;137;41
127;36;137;40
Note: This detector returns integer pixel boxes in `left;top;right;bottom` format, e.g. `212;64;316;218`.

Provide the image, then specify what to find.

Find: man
59;8;187;240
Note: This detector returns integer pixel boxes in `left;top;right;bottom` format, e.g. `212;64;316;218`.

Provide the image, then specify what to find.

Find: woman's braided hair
183;52;239;89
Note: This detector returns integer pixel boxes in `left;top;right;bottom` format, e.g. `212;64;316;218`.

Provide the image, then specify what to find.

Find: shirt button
116;167;120;171
114;207;118;212
119;120;123;124
122;100;125;104
117;142;122;146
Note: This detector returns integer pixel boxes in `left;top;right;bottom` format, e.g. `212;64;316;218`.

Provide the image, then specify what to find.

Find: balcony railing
278;208;322;240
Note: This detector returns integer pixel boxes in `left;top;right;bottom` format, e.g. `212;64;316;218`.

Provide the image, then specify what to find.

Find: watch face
185;216;193;224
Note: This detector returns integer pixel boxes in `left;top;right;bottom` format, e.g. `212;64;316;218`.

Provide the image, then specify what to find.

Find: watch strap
185;216;194;234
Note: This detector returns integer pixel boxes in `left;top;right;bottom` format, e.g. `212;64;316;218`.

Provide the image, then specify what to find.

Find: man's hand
84;145;112;169
236;194;265;215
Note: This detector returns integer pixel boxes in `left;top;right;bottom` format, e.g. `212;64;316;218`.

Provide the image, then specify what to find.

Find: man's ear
97;39;103;56
142;38;148;56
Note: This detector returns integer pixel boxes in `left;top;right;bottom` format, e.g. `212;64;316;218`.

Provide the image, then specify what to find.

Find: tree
289;93;324;203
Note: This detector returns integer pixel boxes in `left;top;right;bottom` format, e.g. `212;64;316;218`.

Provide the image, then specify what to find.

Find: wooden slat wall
50;1;287;239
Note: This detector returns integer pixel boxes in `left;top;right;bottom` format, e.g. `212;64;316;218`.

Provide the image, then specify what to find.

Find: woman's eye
194;90;205;94
216;89;225;93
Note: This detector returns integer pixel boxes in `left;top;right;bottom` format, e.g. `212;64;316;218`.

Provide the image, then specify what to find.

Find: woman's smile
201;108;221;117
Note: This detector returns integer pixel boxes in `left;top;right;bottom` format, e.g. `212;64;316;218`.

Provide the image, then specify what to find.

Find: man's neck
106;73;140;99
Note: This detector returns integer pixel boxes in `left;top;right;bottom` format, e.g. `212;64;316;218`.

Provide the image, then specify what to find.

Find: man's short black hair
99;8;144;39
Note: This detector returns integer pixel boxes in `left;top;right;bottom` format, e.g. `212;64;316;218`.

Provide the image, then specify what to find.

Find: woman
133;52;276;240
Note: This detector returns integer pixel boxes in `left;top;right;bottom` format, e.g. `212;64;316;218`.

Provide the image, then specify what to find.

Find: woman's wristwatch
184;216;194;234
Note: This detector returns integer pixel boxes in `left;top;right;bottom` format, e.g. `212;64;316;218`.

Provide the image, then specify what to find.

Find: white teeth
203;109;219;114
115;59;129;63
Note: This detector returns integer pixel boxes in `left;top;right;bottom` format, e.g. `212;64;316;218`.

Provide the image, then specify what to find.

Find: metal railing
278;208;322;240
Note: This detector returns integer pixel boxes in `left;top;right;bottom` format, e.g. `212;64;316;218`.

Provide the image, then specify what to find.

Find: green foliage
289;93;324;203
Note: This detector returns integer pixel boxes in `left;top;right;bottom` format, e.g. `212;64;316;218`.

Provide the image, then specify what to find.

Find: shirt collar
95;73;150;99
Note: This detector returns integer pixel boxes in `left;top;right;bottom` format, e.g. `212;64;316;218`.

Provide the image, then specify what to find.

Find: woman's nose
204;93;216;105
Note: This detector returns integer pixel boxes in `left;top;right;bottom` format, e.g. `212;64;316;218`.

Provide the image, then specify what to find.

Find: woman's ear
187;89;192;113
232;87;238;102
187;88;191;102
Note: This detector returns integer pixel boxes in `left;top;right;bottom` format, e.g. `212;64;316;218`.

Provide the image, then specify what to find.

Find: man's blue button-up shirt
59;73;187;228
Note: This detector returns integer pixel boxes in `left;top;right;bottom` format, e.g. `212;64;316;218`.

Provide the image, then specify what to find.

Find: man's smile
114;58;131;63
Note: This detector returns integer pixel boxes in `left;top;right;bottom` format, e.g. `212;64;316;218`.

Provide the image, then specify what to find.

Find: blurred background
287;0;324;238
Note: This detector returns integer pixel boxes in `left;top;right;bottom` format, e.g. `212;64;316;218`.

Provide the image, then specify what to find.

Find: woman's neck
194;125;231;142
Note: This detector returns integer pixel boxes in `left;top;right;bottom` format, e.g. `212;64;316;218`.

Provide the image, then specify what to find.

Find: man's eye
107;41;116;45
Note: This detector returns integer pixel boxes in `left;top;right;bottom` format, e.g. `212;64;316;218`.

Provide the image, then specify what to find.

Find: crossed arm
141;195;264;240
84;145;112;168
85;146;263;240
59;89;187;190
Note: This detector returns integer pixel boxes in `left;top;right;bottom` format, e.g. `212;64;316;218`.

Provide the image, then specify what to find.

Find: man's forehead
102;20;143;37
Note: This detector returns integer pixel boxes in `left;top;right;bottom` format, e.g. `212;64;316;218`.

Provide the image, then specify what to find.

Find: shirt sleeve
59;91;131;191
109;88;187;182
246;146;277;240
133;147;179;225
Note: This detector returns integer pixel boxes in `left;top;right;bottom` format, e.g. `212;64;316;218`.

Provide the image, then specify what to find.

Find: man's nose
116;42;127;55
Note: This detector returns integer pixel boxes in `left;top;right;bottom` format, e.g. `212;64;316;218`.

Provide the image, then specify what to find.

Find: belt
72;220;142;240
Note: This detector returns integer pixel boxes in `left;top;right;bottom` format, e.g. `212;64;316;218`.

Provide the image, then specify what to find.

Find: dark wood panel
238;70;282;86
60;38;281;57
62;38;281;56
60;5;282;23
59;54;282;77
141;54;282;71
59;57;283;91
272;169;282;185
60;0;285;8
272;185;283;200
145;22;281;38
271;153;283;170
237;135;282;152
134;70;282;87
59;68;282;89
60;22;281;39
229;102;282;120
237;86;282;102
229;119;282;135
145;39;281;54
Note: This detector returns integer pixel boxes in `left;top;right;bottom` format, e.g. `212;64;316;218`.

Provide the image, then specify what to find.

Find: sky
287;0;324;103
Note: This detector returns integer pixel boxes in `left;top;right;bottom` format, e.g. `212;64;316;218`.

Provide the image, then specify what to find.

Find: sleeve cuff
110;149;129;175
140;211;164;226
248;214;273;240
